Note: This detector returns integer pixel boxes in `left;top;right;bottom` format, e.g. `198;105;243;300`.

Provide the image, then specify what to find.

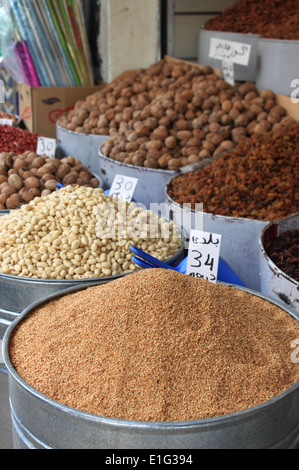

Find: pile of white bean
0;186;182;280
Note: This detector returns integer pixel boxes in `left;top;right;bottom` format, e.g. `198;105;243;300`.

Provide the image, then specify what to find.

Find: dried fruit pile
266;229;299;281
0;151;99;210
58;59;294;171
167;124;299;221
204;0;299;41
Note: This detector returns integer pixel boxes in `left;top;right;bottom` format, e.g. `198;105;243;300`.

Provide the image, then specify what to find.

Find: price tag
0;118;13;126
209;37;252;66
110;175;138;203
37;137;57;159
186;230;222;284
222;60;235;86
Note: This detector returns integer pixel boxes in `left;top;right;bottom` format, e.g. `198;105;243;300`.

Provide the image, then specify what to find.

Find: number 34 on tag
186;230;222;284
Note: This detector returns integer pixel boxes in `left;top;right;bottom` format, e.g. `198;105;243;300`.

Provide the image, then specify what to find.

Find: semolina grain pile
9;269;299;422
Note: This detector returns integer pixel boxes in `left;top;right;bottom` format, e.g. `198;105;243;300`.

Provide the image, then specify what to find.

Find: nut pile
0;151;99;210
167;123;299;221
9;269;299;422
58;59;294;171
0;125;38;154
0;186;182;279
204;0;299;40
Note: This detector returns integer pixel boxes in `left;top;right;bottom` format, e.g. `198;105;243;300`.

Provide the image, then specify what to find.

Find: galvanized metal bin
98;151;179;209
198;28;259;82
56;124;109;177
259;213;299;315
2;284;299;449
164;189;267;292
256;38;299;96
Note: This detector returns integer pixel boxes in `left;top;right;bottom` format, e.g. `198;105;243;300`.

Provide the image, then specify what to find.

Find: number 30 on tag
186;230;222;284
110;175;138;203
37;137;57;159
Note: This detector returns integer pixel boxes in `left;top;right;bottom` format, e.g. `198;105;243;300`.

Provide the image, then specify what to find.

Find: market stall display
1;0;299;452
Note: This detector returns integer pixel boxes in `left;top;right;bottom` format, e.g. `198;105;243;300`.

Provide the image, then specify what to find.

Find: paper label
37;137;57;159
209;37;252;66
186;230;222;284
110;175;138;202
222;60;235;86
0;119;13;126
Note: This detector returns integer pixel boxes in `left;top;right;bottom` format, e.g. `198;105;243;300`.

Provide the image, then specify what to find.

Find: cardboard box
17;83;105;138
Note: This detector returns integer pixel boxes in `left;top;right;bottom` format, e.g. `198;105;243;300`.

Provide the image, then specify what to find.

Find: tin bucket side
3;284;299;449
198;28;259;82
259;213;299;316
98;151;179;209
256;38;299;96
164;189;267;292
56;124;109;177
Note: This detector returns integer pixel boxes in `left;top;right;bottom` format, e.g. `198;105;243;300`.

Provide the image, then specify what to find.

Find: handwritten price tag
0;118;13;126
209;37;252;66
186;230;222;284
222;60;235;86
110;175;138;203
37;137;57;159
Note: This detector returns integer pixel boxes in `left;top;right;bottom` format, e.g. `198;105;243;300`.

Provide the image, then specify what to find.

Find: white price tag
0;118;13;126
37;137;57;159
186;230;222;284
209;37;252;66
222;60;235;86
110;175;138;203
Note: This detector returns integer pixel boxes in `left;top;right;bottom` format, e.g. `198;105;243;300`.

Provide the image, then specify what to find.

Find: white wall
99;0;161;83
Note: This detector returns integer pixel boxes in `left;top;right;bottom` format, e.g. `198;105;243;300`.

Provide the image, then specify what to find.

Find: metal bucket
98;151;178;209
98;151;204;210
256;38;299;96
56;124;109;177
2;283;299;449
0;210;9;217
164;189;267;292
198;28;259;82
259;213;299;314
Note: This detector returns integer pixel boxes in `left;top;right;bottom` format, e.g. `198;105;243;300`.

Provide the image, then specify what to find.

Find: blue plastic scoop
130;246;246;288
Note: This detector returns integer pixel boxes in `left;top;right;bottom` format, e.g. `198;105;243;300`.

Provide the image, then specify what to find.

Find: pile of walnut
0;151;99;210
58;59;295;171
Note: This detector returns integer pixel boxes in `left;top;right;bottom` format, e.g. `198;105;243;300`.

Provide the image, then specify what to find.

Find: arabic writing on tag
186;230;222;284
209;38;252;66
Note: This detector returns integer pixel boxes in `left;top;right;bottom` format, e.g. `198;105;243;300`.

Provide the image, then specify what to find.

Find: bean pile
0;186;181;279
266;229;299;282
0;151;99;210
9;269;299;422
0;125;38;154
167;124;299;221
58;59;294;171
204;0;299;41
